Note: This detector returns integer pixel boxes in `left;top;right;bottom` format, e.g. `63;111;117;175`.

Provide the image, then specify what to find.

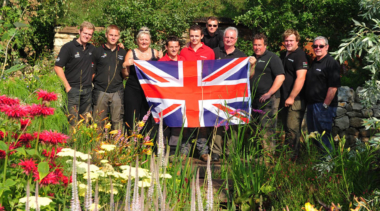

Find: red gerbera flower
19;158;38;175
28;104;55;117
13;133;34;143
0;104;29;118
0;95;20;106
34;131;69;145
36;90;58;102
42;147;62;159
0;150;6;159
40;171;59;186
0;131;6;140
20;119;31;129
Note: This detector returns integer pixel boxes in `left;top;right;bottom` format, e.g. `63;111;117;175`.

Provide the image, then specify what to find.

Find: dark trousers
278;99;306;157
252;95;280;154
66;87;92;126
93;90;124;130
169;127;209;156
307;103;337;152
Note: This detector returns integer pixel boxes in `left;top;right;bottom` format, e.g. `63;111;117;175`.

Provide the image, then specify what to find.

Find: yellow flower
109;130;119;135
104;123;112;129
137;134;143;139
142;149;152;155
303;202;318;211
143;141;154;146
138;121;145;128
90;204;102;211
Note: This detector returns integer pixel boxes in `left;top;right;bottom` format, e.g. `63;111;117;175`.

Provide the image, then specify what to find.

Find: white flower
90;204;102;211
19;196;53;209
57;148;91;160
100;159;109;163
66;160;99;174
119;165;150;178
97;150;105;154
158;173;172;179
99;186;118;195
138;178;152;187
100;144;116;151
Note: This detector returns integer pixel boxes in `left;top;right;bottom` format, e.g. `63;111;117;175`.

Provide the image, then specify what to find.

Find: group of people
54;16;340;162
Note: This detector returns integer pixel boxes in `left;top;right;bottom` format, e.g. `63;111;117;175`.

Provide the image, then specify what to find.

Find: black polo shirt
280;47;309;101
201;28;224;49
213;46;246;59
305;54;341;106
55;38;95;88
92;45;127;93
250;50;285;99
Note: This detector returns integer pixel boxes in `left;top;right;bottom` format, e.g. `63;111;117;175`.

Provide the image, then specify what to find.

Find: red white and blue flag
134;58;251;127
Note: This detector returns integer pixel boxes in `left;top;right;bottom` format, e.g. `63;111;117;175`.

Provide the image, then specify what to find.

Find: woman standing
123;27;161;134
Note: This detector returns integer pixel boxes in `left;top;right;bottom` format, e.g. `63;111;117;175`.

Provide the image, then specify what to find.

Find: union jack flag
134;58;251;127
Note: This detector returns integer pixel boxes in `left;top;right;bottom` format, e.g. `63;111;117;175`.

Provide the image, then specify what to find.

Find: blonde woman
123;27;161;133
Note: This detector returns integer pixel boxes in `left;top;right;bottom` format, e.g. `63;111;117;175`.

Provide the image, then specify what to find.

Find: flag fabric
134;58;251;127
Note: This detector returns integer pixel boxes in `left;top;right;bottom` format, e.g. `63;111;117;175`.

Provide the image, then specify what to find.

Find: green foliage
332;0;380;108
234;0;360;52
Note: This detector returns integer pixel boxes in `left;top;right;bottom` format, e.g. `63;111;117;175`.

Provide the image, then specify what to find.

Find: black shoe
211;154;220;162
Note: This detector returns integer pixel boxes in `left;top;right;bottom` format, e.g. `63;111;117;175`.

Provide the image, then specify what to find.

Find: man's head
165;36;180;58
105;25;120;45
78;21;95;45
206;16;219;35
136;26;151;49
313;36;329;60
189;25;204;46
223;27;238;48
282;29;300;52
253;33;268;56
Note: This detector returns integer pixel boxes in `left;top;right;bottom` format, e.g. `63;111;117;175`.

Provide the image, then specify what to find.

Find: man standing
92;25;128;130
211;27;247;161
180;25;215;162
201;16;224;49
55;21;96;126
305;36;340;152
159;35;186;156
250;33;285;161
279;29;309;160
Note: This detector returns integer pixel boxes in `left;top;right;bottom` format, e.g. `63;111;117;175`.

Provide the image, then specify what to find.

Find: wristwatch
323;103;329;109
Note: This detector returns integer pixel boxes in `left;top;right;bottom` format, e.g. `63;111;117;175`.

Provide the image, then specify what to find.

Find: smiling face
313;39;329;60
137;34;151;49
78;27;94;45
189;29;203;46
253;38;267;56
106;29;120;45
223;30;237;48
166;41;180;58
284;34;299;52
207;20;218;34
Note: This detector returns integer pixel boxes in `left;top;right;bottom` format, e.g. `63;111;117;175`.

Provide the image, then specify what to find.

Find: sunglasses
139;29;149;32
208;24;218;27
312;45;325;49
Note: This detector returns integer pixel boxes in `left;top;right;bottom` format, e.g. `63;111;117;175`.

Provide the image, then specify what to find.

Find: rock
346;103;353;112
338;86;354;102
337;102;347;108
352;103;364;111
359;128;378;137
336;107;347;117
346;111;362;117
345;135;357;147
332;126;340;137
355;86;365;103
350;117;363;128
346;127;359;137
373;109;380;118
334;116;350;130
362;109;373;118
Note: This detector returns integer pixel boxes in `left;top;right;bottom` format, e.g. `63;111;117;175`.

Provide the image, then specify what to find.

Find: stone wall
333;86;379;145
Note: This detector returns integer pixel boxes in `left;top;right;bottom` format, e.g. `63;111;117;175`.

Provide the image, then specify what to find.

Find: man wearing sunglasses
305;36;340;153
279;29;309;161
201;16;224;49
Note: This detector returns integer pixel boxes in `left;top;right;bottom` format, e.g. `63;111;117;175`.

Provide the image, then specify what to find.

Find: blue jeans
306;103;337;152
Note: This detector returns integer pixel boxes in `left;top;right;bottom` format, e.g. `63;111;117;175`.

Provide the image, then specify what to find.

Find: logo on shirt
89;52;92;55
258;59;266;63
101;53;107;58
200;55;208;59
303;62;308;67
316;68;322;72
91;62;94;68
118;55;124;60
56;57;60;62
288;58;294;62
74;52;80;58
